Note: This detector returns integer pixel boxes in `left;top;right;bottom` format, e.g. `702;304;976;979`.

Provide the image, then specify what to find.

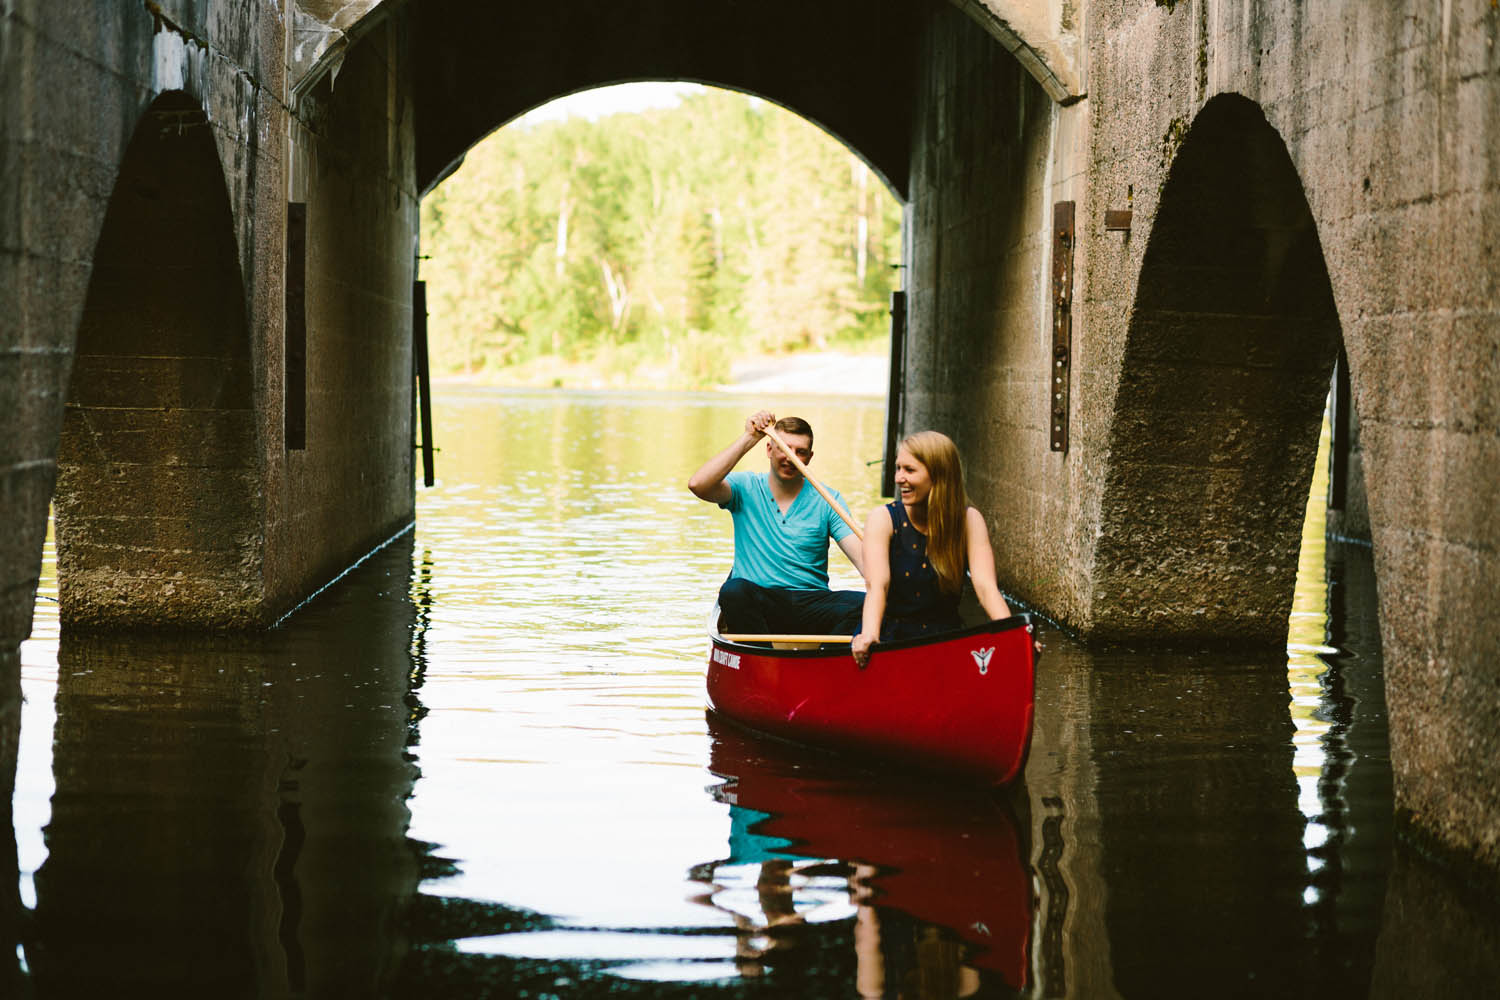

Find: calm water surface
9;389;1492;997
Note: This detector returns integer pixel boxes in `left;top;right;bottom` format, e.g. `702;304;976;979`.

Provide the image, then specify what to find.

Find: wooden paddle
721;633;853;644
762;425;864;540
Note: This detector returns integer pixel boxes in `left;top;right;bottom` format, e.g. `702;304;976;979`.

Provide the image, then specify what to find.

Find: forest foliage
419;88;903;387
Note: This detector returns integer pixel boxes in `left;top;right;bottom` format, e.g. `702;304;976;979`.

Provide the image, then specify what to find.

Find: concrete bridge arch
295;0;1085;199
1088;92;1343;644
3;0;1499;890
402;0;927;198
55;90;262;629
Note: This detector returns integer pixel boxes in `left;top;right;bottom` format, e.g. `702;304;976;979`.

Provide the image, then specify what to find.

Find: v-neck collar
767;476;808;520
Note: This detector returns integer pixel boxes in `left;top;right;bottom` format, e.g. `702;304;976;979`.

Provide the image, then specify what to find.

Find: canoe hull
706;614;1036;785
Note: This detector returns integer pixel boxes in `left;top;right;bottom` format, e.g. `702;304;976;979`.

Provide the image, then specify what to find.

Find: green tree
419;87;902;386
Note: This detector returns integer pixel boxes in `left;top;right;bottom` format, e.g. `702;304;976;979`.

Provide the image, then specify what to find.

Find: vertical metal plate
414;280;435;488
1328;346;1350;511
1050;202;1075;453
882;290;906;498
285;202;307;451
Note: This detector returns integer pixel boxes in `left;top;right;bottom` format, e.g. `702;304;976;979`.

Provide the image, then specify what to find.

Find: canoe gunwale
710;611;1037;658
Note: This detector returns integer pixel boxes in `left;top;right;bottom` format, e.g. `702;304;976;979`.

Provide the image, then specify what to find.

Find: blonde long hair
901;431;969;594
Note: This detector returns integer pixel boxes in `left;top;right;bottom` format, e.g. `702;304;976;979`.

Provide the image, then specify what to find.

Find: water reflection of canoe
705;716;1034;987
706;613;1037;785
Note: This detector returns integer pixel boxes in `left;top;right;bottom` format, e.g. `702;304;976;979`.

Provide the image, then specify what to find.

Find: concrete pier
3;0;1497;884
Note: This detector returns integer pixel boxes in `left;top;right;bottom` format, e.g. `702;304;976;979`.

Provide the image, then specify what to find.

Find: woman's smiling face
893;447;932;506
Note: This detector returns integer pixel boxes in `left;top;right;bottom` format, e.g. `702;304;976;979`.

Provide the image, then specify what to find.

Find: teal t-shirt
720;469;854;591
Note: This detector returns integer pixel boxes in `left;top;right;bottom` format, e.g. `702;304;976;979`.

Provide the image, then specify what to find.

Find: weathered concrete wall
1075;0;1500;883
1088;92;1342;644
0;0;416;639
902;2;1098;630
902;0;1497;876
271;17;418;617
0;2;167;650
55;89;263;627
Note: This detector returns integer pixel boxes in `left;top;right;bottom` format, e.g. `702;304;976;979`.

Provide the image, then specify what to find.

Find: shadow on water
1022;538;1499;1000
1089;647;1312;995
18;534;429;997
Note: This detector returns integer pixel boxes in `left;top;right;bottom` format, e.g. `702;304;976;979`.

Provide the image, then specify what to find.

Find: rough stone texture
268;16;418;618
55;90;263;628
1088;94;1341;645
0;0;417;639
947;0;1087;101
902;0;1497;876
0;1;150;656
904;2;1074;623
1068;0;1500;884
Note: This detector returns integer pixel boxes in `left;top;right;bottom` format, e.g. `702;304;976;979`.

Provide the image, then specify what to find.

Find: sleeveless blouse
882;500;963;641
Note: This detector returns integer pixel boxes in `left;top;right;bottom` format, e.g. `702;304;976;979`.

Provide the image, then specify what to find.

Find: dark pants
718;578;864;635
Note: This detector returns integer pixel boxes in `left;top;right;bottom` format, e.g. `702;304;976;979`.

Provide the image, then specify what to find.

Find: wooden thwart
722;633;853;649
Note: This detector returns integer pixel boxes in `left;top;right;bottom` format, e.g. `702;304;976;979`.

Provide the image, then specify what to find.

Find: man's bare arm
688;410;774;505
836;532;864;577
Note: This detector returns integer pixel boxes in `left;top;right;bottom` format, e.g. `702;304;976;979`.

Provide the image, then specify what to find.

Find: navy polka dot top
882;500;963;641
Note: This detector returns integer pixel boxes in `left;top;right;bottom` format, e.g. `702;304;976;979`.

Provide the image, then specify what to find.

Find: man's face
766;432;812;481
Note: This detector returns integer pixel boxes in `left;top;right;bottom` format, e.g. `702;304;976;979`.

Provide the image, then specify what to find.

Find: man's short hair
774;416;813;447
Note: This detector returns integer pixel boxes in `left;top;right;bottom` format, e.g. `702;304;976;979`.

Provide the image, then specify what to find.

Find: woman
851;431;1011;667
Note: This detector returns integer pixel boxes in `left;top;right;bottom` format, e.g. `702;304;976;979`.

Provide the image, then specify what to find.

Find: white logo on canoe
971;647;995;674
713;648;741;670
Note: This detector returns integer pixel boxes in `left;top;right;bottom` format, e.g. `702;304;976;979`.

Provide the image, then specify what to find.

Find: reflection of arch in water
1;661;20;992
1090;93;1344;645
55;90;261;629
1089;649;1309;994
696;717;1033;991
27;535;424;995
1302;537;1392;983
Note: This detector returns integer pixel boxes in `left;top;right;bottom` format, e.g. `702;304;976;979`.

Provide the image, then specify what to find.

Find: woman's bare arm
851;506;893;666
965;506;1012;620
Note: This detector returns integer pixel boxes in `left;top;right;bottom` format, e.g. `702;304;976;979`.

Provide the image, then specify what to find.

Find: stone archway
1088;93;1343;645
946;0;1083;102
55;91;262;629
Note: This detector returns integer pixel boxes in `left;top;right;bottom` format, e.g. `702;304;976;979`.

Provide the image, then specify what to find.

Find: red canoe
706;613;1037;785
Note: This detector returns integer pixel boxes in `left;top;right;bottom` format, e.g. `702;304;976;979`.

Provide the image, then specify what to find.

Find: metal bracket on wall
414;280;436;488
882;290;907;498
286;202;307;451
1050;201;1075;453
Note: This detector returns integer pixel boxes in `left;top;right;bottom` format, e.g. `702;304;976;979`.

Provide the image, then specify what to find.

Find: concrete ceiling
291;0;1081;199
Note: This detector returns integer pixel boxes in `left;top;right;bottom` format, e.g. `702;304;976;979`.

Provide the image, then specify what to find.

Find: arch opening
55;91;262;629
1092;93;1348;645
417;83;903;392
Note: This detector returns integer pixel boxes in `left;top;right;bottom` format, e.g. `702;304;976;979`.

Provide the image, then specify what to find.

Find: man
688;409;864;635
